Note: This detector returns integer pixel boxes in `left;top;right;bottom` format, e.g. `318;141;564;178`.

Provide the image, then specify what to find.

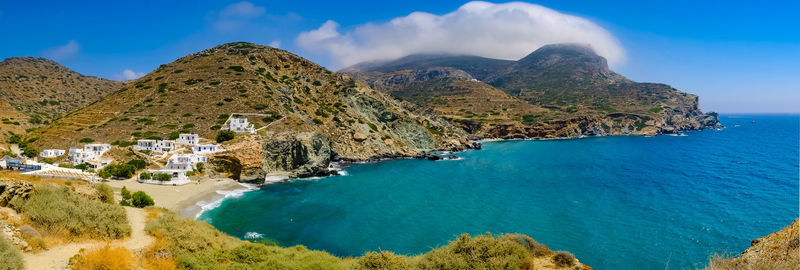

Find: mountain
26;42;474;180
0;57;122;139
344;43;721;138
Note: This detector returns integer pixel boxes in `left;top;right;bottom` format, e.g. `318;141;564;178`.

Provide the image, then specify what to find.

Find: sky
0;0;798;113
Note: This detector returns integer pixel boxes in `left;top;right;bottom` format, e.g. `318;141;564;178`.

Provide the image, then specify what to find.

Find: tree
196;162;204;173
153;173;172;182
126;159;147;170
75;163;88;171
121;186;132;200
22;146;37;158
216;130;235;143
131;191;154;208
7;134;22;144
98;170;111;180
139;172;150;180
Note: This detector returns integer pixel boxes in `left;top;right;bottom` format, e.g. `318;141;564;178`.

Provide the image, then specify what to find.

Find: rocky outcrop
261;132;332;179
0;180;34;207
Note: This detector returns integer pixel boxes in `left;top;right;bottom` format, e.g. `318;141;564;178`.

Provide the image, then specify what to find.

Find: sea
199;114;799;269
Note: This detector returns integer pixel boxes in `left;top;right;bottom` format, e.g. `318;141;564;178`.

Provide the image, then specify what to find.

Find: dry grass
70;244;136;270
705;219;799;270
0;233;25;270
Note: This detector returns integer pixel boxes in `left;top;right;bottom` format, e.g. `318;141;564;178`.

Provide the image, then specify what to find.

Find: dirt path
21;207;154;270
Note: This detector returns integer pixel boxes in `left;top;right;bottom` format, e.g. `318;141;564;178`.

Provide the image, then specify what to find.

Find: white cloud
113;69;145;81
268;41;281;48
41;40;80;61
297;1;625;69
214;1;267;32
220;1;266;18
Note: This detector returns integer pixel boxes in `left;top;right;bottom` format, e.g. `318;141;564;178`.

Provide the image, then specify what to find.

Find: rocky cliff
707;219;799;270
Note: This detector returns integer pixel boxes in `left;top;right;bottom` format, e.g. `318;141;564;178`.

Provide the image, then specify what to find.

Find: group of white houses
39;149;66;157
137;134;221;185
68;144;112;169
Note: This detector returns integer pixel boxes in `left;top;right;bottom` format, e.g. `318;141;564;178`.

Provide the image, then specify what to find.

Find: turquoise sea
200;115;799;269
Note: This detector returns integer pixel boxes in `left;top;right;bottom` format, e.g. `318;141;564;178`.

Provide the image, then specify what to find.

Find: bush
216;130;235;143
75;163;88;171
120;200;131;207
196;162;204;173
70;244;136;270
94;183;115;204
0;234;24;270
552;251;576;267
103;164;137;179
357;251;409;270
59;163;74;169
131;191;154;208
127;159;147;170
10;185;130;239
121;186;132;200
98;170;111;180
79;137;95;143
139;172;151;180
153;173;171;182
22;146;37;158
416;233;534;270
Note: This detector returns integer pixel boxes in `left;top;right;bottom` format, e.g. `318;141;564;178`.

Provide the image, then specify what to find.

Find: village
0;115;257;186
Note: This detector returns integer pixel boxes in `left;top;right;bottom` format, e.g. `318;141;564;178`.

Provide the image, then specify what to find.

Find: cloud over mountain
41;40;80;61
297;1;624;69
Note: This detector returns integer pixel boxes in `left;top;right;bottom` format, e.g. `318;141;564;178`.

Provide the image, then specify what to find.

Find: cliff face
345;43;721;139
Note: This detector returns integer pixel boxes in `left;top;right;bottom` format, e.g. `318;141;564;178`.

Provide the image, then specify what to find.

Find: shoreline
105;177;249;218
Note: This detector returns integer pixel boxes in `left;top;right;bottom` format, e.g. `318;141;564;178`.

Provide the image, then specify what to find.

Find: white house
134;139;176;153
39;149;65;157
223;117;255;133
166;153;207;171
139;169;190;185
68;143;112;169
192;144;223;154
176;134;199;145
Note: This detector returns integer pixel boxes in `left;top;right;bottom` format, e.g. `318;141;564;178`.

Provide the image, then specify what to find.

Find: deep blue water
200;115;799;269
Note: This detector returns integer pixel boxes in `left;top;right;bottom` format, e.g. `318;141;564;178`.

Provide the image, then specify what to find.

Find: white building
223;117;255;133
139;169;190;185
192;144;223;154
176;134;200;145
166;153;207;171
39;149;66;157
134;139;176;153
68;144;112;169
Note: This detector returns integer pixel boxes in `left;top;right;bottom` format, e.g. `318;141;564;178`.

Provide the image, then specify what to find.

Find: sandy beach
104;177;249;218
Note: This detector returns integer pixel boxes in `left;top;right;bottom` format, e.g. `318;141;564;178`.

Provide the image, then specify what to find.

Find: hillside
707;219;798;270
26;42;474;179
345;43;721;138
0;57;122;140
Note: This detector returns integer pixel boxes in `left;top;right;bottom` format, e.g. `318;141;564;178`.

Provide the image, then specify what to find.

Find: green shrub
131;191;154;208
119;200;131;207
416;233;534;270
58;163;74;169
75;163;88;171
79;137;95;143
10;185;130;239
121;186;132;200
216;130;235;143
127;159;147;170
0;234;24;270
101;164;137;179
196;162;204;173
18;145;35;158
228;66;245;72
98;170;111;180
153;173;171;182
93;183;115;204
139;172;151;180
552;251;575;267
357;251;409;270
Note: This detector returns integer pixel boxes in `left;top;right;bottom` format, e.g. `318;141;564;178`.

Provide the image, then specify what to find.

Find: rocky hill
26;42;475;180
0;57;122;140
345;43;721;139
707;219;798;270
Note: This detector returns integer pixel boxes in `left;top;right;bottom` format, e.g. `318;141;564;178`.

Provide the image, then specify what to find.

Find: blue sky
0;0;798;113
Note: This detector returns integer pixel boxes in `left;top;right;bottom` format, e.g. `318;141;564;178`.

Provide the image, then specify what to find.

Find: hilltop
26;42;474;179
0;57;122;140
345;43;721;138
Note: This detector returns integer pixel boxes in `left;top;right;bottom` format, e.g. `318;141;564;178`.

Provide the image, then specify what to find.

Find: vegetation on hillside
0;234;24;270
9;185;131;239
